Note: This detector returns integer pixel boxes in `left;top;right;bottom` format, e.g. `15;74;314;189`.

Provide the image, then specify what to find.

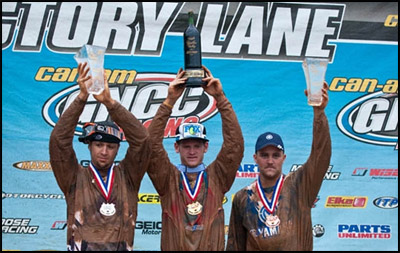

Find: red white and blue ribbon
89;162;115;201
181;171;204;201
256;174;284;214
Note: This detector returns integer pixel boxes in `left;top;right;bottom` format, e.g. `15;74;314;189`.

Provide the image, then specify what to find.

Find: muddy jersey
148;99;244;251
49;97;151;251
226;111;331;251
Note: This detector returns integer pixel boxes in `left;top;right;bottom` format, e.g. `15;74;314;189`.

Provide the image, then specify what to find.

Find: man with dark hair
147;66;244;251
49;62;150;251
226;82;331;251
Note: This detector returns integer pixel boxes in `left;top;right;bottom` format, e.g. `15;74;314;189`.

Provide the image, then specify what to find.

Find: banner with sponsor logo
2;2;397;251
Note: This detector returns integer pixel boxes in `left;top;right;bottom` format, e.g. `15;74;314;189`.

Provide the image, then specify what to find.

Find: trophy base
183;69;205;87
185;77;206;87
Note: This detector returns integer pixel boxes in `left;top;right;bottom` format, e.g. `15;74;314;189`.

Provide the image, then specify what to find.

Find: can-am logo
337;92;398;148
42;73;218;138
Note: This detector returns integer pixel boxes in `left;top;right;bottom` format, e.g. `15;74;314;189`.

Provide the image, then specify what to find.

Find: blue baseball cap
175;123;209;142
255;132;284;153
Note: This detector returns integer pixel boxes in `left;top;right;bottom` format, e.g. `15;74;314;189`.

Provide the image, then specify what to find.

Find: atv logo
337;92;398;149
42;73;218;138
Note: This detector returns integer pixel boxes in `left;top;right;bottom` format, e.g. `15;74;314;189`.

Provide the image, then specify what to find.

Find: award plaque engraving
183;11;206;87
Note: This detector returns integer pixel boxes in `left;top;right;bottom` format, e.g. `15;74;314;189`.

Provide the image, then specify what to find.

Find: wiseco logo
42;73;218;138
369;169;398;177
325;196;368;208
352;168;398;177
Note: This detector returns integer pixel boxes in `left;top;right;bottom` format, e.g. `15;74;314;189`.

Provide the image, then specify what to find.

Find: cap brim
176;136;209;142
79;133;121;144
257;143;284;152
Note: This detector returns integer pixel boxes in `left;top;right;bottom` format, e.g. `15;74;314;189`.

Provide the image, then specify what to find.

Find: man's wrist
104;99;117;109
163;101;173;109
77;92;89;101
214;92;226;102
163;98;176;109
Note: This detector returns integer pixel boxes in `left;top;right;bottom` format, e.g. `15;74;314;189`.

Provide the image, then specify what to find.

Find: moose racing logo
337;91;398;149
42;72;218;138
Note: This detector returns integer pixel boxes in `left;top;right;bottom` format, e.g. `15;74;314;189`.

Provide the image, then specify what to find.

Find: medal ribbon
89;162;115;202
181;171;204;201
256;174;284;214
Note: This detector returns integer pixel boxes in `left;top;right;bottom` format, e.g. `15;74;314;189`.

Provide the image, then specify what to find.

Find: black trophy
183;11;205;87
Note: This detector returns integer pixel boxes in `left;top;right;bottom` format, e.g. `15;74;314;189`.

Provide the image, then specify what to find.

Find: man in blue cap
226;82;331;251
147;66;244;251
49;62;150;251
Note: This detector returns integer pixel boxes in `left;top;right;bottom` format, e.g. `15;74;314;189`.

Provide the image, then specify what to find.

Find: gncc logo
337;92;398;149
42;73;218;138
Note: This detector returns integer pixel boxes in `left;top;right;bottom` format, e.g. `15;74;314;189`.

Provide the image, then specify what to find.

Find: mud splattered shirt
49;97;150;251
226;111;331;251
147;99;244;251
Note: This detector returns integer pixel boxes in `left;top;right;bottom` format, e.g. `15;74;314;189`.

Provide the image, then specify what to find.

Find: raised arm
93;77;151;189
49;63;90;194
147;69;187;195
202;66;244;193
302;82;332;207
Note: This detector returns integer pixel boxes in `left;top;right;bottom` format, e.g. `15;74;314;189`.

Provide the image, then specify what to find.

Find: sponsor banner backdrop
2;2;398;251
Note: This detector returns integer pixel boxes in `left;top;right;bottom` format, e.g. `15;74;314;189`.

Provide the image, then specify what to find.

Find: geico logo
139;194;160;203
135;221;162;230
330;78;397;93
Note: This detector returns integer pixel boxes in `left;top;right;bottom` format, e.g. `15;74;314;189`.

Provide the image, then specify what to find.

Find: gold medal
100;202;116;216
187;201;202;215
265;214;280;228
